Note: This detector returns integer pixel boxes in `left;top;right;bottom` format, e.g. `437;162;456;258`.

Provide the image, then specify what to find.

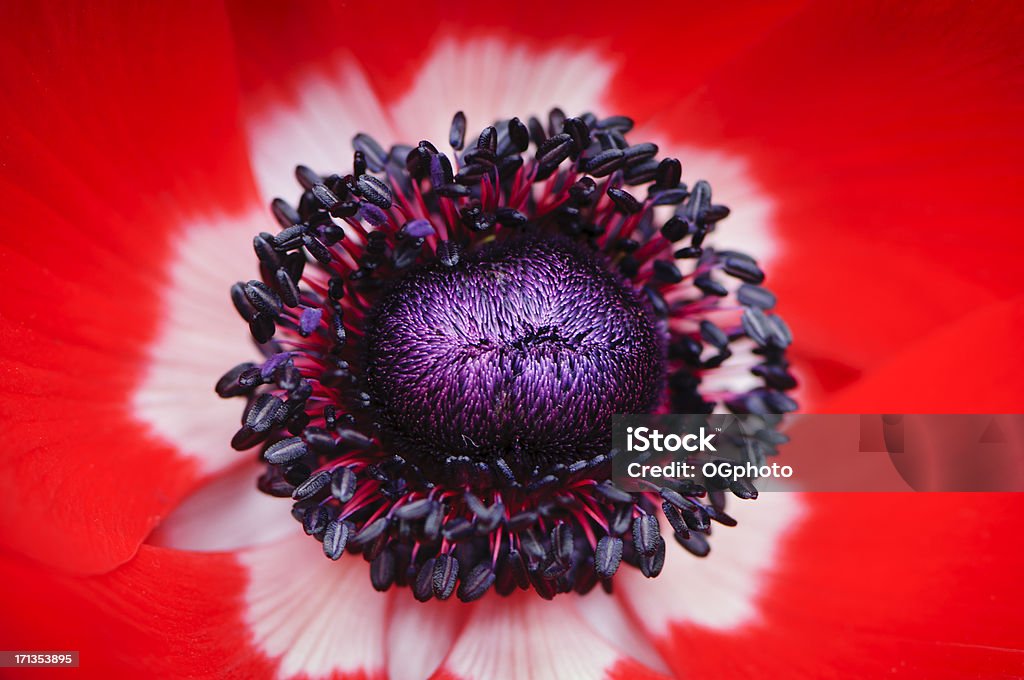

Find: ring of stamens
217;108;797;601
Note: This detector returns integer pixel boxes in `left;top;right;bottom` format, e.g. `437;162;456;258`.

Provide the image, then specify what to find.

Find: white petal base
241;535;390;679
149;460;295;552
389;38;615;153
440;594;632;680
133;212;266;475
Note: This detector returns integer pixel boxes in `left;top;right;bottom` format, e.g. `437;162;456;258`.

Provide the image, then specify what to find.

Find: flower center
217;107;798;602
365;235;664;480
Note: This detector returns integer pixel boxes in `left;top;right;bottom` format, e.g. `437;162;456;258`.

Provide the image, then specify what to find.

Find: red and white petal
434;593;673;680
241;534;390;679
243;58;396;205
644;138;778;267
0;2;265;573
228;6;789;263
226;1;807;131
612;490;1024;677
237;37;615;207
132;212;267;476
387;38;614;148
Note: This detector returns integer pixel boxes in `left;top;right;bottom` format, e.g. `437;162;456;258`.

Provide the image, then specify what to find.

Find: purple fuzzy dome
365;235;664;478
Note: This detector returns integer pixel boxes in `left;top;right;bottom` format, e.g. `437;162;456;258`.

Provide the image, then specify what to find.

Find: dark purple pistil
365;235;663;478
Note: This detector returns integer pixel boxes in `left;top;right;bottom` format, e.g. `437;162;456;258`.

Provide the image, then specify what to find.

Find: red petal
0;546;275;679
635;2;1024;367
0;3;264;572
225;1;807;111
821;294;1024;412
650;493;1024;677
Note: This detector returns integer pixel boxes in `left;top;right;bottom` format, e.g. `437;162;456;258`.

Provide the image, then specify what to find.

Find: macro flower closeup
1;2;1023;678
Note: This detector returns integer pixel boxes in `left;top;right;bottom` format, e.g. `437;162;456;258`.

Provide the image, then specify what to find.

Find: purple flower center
365;235;664;479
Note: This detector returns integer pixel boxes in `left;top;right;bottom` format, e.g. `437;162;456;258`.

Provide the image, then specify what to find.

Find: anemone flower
1;2;1023;679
